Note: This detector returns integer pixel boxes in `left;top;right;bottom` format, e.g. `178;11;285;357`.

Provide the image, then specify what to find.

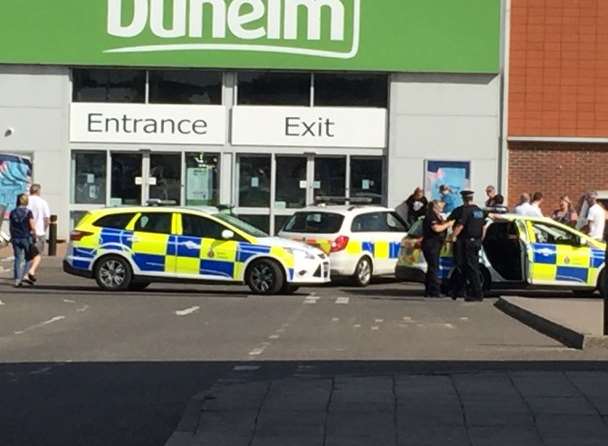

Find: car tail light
70;230;93;241
330;235;350;253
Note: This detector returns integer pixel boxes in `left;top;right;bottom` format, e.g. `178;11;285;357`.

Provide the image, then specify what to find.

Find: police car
278;205;408;286
395;214;607;297
63;207;330;294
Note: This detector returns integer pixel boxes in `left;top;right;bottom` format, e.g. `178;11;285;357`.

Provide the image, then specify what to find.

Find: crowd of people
397;185;608;302
8;184;51;287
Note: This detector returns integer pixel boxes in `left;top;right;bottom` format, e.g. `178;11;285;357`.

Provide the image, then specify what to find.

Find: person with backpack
9;194;41;287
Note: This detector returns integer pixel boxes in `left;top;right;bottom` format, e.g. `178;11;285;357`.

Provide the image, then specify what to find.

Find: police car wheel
352;257;373;287
94;255;133;291
246;259;284;295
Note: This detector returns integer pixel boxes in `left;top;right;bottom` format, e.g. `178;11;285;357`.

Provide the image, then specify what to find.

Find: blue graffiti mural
0;154;32;217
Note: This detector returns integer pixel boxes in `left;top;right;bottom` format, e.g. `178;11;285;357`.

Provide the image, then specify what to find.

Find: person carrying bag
9;194;41;287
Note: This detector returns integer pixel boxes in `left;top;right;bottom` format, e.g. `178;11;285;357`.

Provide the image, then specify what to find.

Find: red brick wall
509;0;608;137
508;141;608;212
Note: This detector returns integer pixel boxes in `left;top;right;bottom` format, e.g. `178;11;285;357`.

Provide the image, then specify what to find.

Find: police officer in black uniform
450;190;486;301
421;200;455;297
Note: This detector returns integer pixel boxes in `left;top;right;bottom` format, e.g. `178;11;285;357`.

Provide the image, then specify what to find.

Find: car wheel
246;259;285;295
598;270;608;299
129;281;151;291
352;257;373;287
94;255;133;291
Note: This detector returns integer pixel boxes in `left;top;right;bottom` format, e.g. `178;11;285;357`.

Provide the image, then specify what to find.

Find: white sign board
231;106;387;148
70;103;226;145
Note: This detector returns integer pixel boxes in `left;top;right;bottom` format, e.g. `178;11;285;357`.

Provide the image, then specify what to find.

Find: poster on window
425;160;471;210
0;153;32;220
186;167;213;205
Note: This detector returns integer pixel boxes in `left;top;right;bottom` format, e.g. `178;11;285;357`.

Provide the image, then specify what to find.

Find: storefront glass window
238;156;271;208
314;73;388;107
149;70;222;105
72;69;145;103
185;153;220;207
237;72;311;106
350;158;384;204
71;152;107;204
149;154;181;205
275;157;307;209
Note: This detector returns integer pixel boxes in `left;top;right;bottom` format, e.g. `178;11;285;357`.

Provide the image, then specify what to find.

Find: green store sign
0;0;500;73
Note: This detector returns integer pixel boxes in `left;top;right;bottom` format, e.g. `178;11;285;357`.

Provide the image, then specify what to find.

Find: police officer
450;190;486;301
421;200;455;297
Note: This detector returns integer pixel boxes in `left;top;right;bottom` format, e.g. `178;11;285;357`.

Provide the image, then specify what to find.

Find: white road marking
63;299;76;304
175;306;200;316
304;296;320;305
0;300;5;306
354;324;361;328
269;334;280;340
402;316;413;322
76;305;90;313
249;342;271;356
371;326;380;331
444;323;456;329
331;317;340;322
374;318;384;323
233;365;260;372
336;297;350;305
14;316;66;335
460;317;469;321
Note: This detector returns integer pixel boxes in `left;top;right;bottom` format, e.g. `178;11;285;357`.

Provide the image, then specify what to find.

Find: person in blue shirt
9;194;40;287
439;185;460;214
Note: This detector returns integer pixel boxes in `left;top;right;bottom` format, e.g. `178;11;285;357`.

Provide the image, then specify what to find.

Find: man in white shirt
584;192;606;241
27;184;51;255
513;193;543;217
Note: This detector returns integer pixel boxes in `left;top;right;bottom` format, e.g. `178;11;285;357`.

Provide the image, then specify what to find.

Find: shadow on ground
2;360;608;446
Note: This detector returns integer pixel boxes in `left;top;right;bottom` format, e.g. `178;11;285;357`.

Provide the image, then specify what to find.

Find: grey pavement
168;369;608;446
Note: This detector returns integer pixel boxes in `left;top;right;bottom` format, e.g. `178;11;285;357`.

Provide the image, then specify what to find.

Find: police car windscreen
215;213;268;238
282;212;344;234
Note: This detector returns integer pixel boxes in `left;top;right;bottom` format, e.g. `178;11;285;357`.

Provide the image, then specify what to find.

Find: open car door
525;220;596;287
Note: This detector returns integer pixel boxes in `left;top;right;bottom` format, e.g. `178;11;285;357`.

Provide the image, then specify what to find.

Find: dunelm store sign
0;0;501;73
106;0;360;59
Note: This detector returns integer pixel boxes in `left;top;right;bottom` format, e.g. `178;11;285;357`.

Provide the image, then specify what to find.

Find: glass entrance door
149;154;181;205
110;153;143;206
110;152;182;206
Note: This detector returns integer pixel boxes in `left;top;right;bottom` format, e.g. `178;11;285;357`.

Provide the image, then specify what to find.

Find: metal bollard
48;215;58;257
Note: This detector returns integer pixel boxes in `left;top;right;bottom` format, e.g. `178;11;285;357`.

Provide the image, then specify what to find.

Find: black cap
460;190;474;199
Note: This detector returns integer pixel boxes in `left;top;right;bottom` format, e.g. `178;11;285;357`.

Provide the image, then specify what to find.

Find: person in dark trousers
450;190;486;301
421;200;454;297
9;194;40;287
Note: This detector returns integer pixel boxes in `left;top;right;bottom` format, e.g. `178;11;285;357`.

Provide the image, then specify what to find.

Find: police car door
130;212;176;275
177;213;239;281
526;221;593;286
351;211;407;274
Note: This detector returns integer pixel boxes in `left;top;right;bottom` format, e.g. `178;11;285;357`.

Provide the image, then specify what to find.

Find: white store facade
0;0;503;239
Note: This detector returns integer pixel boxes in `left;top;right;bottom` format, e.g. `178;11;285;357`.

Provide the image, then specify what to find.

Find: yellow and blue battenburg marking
71;228;296;281
531;243;605;285
345;240;402;259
